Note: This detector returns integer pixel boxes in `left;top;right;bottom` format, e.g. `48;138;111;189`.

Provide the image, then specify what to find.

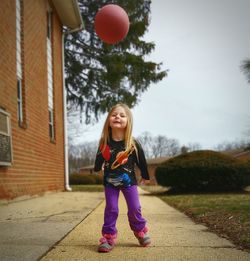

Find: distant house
223;149;250;162
136;157;170;185
79;165;94;175
233;150;250;162
0;0;83;200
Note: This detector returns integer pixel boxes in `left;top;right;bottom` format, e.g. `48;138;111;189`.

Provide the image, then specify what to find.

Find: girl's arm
134;140;150;182
94;147;105;172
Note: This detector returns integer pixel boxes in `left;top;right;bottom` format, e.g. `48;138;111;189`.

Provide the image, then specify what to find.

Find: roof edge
52;0;84;31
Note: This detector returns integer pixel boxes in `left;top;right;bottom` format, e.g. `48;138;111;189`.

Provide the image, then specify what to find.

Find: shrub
155;150;250;193
69;173;103;185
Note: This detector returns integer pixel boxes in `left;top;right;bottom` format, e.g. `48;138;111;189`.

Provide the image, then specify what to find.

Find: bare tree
215;140;249;151
187;142;202;152
67;109;92;142
79;141;98;166
151;135;180;158
151;135;165;158
165;138;181;156
136;132;153;159
68;140;98;174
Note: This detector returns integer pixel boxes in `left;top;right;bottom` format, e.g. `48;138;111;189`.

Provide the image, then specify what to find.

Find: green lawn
159;193;250;252
71;185;104;192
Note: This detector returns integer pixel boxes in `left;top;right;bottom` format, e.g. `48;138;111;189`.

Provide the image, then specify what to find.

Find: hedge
155;150;250;193
69;173;103;185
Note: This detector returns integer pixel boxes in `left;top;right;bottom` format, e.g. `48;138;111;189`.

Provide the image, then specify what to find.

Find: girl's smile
109;106;128;130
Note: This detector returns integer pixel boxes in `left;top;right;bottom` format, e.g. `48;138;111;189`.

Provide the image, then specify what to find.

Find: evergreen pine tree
65;0;167;123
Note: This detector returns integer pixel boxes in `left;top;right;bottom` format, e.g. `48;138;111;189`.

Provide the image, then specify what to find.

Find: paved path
41;188;250;261
0;192;104;261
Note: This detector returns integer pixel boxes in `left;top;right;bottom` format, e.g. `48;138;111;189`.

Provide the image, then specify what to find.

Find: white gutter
62;32;71;191
60;1;84;191
62;27;83;191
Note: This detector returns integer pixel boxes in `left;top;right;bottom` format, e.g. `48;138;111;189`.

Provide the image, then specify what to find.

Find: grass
71;185;104;192
157;192;250;252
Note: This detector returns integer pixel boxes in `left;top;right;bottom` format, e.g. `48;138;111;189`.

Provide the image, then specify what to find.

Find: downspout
62;24;83;192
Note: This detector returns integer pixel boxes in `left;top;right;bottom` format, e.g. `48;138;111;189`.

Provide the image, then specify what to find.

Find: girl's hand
140;178;150;186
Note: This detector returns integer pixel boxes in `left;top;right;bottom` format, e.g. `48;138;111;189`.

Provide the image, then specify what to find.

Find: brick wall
0;0;65;199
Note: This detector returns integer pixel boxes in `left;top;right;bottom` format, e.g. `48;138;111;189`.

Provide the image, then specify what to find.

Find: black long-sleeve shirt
94;138;149;188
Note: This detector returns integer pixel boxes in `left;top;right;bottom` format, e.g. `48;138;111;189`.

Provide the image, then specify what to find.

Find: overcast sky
71;0;250;149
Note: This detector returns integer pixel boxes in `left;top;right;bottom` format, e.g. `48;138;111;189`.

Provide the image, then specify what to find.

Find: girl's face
109;106;128;130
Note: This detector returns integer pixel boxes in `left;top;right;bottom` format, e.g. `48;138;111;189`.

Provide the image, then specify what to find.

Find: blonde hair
99;103;137;154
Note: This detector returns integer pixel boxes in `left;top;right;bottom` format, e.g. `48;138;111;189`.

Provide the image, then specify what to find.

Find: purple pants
102;185;147;235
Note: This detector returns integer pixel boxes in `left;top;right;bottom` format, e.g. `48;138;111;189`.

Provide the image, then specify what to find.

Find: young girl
94;103;151;253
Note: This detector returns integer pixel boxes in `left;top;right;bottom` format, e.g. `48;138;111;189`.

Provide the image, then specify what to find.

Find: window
16;0;23;124
47;11;52;40
16;0;22;79
49;109;54;141
47;10;55;142
17;79;23;123
16;0;25;127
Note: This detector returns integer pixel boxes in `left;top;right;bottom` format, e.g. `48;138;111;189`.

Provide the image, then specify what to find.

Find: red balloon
94;4;130;44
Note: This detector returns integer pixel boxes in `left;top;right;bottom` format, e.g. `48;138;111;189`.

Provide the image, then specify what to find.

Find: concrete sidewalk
0;192;104;261
41;188;250;261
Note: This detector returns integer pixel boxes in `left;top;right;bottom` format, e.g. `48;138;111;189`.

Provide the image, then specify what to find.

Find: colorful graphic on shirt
100;144;111;161
106;173;131;187
111;147;134;170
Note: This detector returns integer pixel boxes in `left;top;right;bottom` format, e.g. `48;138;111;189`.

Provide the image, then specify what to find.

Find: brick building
0;0;83;200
